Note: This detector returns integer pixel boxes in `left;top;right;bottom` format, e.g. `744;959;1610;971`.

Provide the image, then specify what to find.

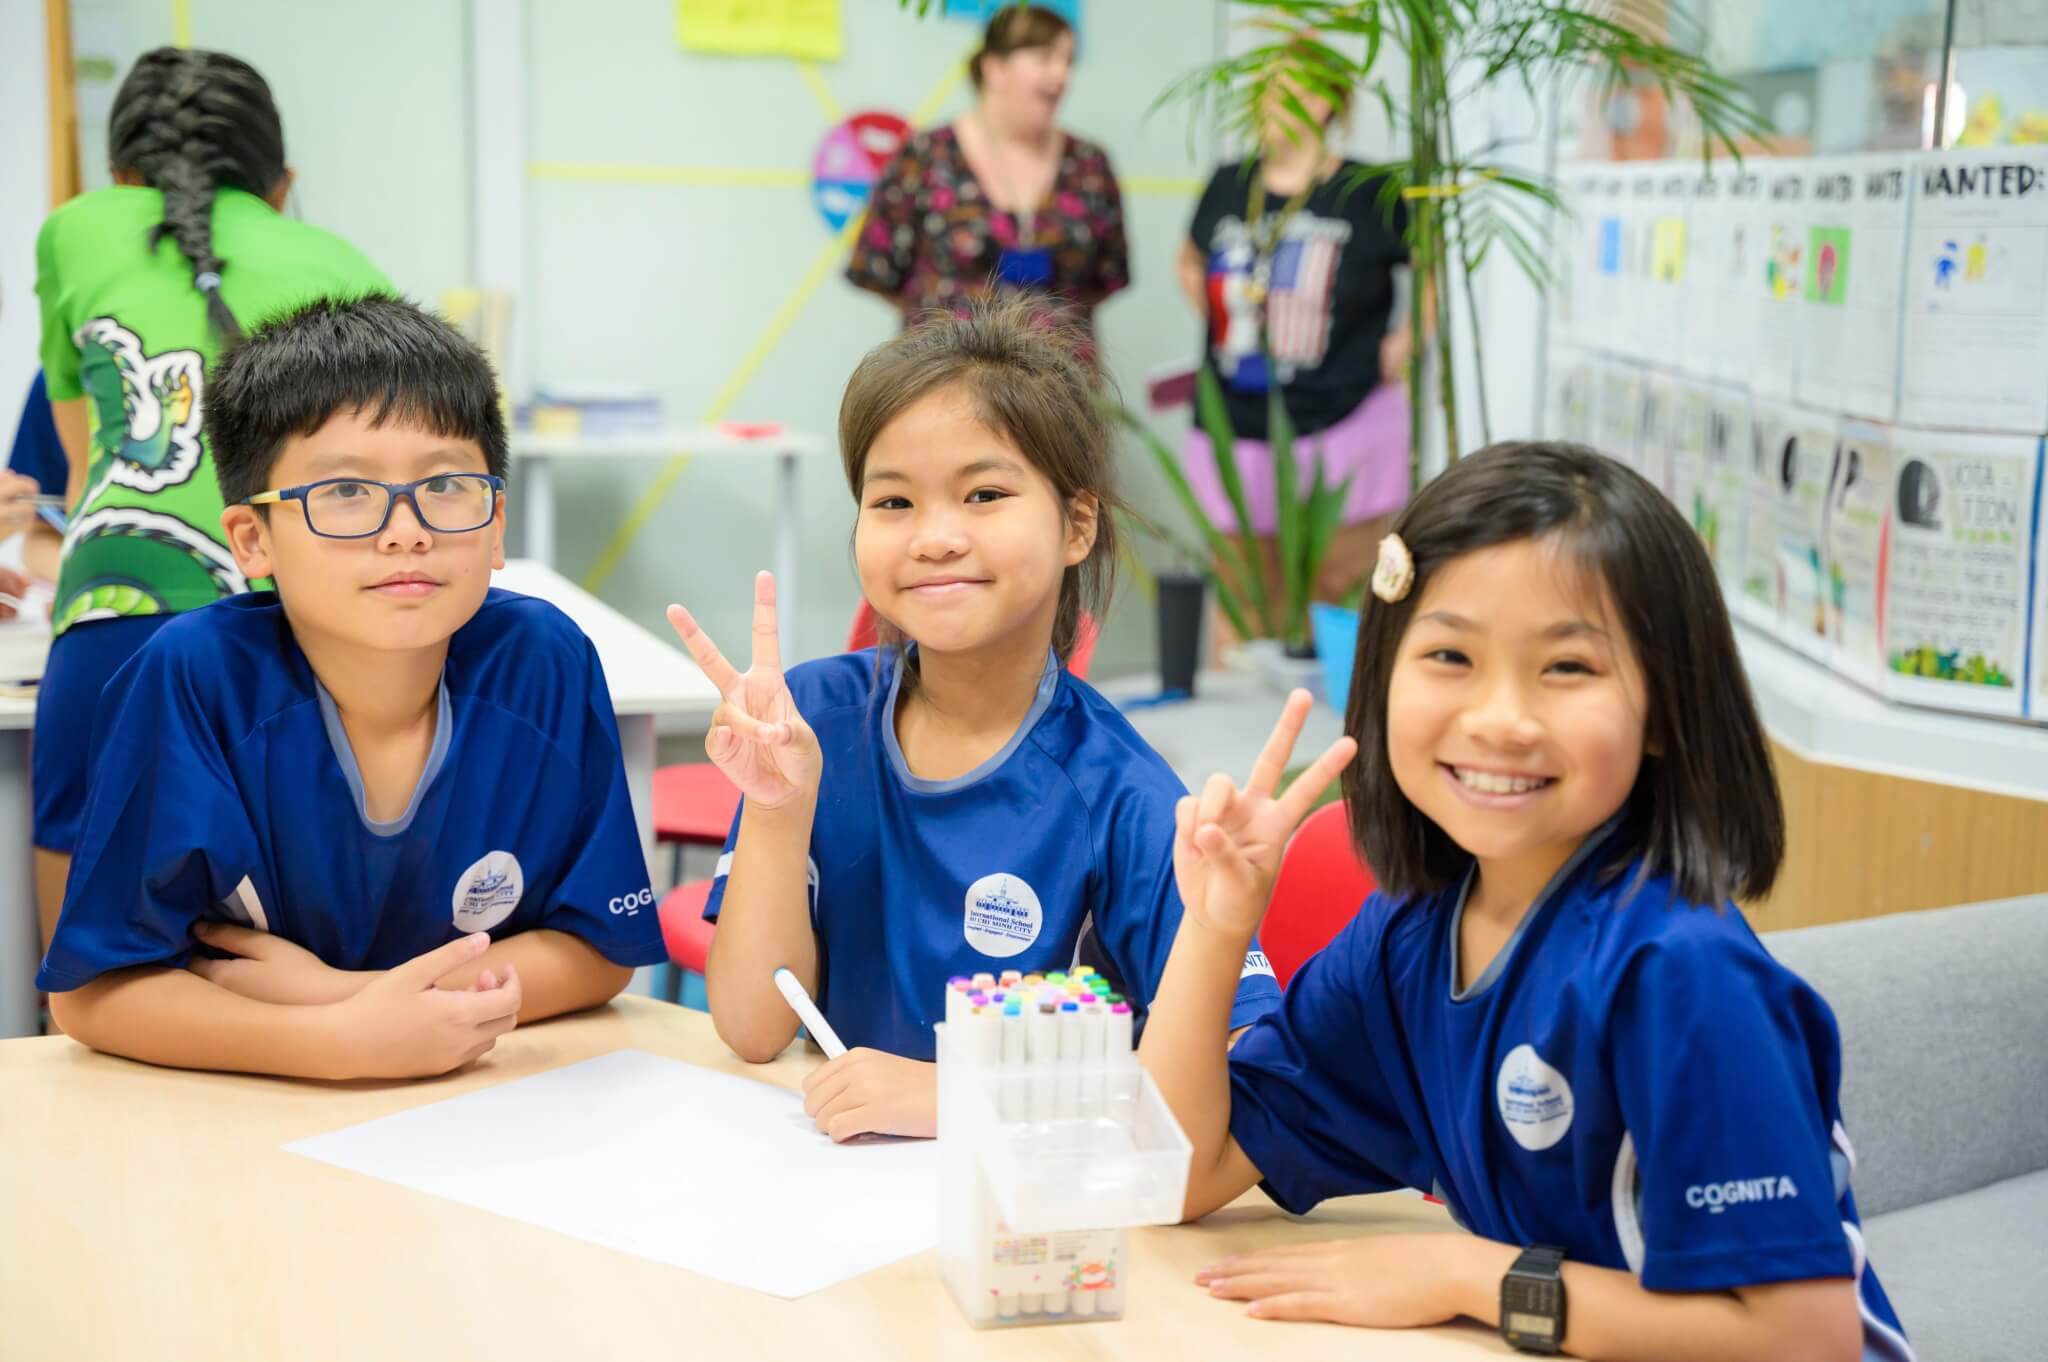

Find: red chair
658;879;716;975
1261;801;1377;988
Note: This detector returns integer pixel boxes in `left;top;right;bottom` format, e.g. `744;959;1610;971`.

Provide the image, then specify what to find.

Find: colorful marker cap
1060;1001;1079;1012
1111;1002;1131;1014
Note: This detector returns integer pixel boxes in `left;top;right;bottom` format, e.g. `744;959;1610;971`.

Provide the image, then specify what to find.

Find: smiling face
853;384;1094;663
220;406;504;656
979;30;1076;132
1385;537;1651;882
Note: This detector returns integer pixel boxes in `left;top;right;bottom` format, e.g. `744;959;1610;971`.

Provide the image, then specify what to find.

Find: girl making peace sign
667;299;1282;1141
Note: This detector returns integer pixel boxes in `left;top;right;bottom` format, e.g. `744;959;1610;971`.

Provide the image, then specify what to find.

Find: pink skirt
1181;381;1411;535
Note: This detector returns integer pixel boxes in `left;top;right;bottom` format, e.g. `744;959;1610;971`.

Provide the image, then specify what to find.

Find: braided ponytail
108;47;286;341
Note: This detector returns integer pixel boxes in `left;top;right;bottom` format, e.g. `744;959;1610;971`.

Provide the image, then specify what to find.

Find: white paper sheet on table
285;1049;938;1298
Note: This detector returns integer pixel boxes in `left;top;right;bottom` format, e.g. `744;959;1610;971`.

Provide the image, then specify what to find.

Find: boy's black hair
206;294;508;507
111;47;286;340
1342;440;1784;907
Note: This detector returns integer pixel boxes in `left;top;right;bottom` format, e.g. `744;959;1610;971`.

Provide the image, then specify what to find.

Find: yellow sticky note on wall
677;0;844;61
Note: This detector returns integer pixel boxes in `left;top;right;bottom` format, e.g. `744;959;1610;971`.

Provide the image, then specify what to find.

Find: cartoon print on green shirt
54;505;248;630
74;316;207;494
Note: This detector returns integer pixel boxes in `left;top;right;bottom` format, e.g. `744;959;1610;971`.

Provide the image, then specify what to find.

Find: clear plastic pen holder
934;1022;1193;1328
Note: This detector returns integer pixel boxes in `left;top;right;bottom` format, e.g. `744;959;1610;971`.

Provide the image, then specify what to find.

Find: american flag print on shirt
1206;212;1355;384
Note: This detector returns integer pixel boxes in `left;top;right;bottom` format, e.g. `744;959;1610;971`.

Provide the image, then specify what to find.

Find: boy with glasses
40;295;664;1078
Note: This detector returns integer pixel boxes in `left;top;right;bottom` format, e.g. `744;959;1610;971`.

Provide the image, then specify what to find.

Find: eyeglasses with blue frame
241;474;505;540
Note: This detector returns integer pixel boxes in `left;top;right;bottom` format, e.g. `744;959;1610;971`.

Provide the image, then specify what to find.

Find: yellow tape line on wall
795;59;842;123
173;0;192;46
529;163;809;188
574;52;970;593
579;211;865;592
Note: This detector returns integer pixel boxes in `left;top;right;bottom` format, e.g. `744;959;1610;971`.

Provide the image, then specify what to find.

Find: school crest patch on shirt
1496;1043;1575;1151
454;851;525;933
963;872;1044;958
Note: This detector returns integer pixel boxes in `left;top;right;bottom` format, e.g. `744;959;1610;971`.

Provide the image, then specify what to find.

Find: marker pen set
935;969;1192;1330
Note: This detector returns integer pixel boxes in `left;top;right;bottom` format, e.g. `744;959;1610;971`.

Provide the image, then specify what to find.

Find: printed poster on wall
1698;164;1769;386
1665;379;1711;524
1635;375;1676;495
1825;420;1897;692
1700;386;1754;602
1595;362;1643;471
1736;399;1784;632
1743;402;1834;660
1679;162;1730;382
1581;171;1630;355
1798;155;1911;422
1882;428;2041;717
2035;471;2048;720
1750;167;1811;402
1545;345;1599;446
1548;171;1607;352
1898;149;2048;433
1631;168;1689;370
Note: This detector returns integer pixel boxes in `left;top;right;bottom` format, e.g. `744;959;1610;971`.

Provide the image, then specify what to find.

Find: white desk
0;996;1497;1361
491;559;720;867
0;561;718;1038
507;426;831;659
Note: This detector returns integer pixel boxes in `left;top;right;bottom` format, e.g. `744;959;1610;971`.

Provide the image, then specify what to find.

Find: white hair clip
1371;532;1414;603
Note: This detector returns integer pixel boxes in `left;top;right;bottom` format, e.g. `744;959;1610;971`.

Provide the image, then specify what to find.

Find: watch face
1505;1310;1558;1340
1506;1278;1560;1316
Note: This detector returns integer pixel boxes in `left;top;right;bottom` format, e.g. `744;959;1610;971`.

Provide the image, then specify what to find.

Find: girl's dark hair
206;294;507;507
969;4;1074;90
837;294;1122;673
1343;441;1784;908
109;46;286;341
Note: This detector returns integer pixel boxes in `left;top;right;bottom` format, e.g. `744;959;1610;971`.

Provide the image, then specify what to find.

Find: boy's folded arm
49;967;351;1080
429;928;632;1022
703;799;818;1063
1435;1242;1861;1362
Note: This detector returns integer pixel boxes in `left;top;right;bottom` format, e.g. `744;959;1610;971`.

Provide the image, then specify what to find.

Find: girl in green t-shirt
33;46;389;951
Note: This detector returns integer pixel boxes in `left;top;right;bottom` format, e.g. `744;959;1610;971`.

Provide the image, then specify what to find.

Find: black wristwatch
1500;1244;1567;1354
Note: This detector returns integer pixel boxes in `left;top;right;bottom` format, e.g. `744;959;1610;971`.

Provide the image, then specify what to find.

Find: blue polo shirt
1226;825;1913;1359
705;647;1282;1059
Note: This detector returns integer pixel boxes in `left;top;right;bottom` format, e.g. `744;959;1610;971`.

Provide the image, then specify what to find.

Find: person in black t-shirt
1176;70;1414;621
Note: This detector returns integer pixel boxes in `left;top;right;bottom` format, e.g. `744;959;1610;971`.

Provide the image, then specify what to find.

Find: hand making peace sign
666;571;823;811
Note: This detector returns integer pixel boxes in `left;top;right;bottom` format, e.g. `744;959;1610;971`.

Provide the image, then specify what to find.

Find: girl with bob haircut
1137;442;1911;1360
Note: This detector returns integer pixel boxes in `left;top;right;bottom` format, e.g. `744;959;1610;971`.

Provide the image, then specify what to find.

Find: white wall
521;0;1236;673
67;0;473;308
1;3;51;426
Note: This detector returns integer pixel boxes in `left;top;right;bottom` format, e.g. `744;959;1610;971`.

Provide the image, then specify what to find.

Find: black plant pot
1157;571;1206;697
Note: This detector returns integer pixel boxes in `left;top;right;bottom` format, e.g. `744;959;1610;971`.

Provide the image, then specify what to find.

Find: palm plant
895;2;1767;645
1162;1;1770;481
1115;367;1350;649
